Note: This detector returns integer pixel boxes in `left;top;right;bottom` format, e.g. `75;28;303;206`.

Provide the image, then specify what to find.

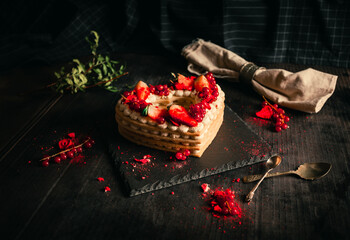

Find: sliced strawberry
178;74;194;91
168;105;198;127
147;105;168;121
194;75;210;92
174;82;184;90
256;105;273;119
135;81;150;100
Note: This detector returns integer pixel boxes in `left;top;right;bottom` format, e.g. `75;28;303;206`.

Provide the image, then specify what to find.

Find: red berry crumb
97;177;105;182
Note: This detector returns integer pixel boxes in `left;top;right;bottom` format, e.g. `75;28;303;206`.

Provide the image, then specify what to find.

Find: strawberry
135;81;150;100
147;105;168;121
168;105;198;127
174;82;184;90
194;75;210;92
177;74;194;91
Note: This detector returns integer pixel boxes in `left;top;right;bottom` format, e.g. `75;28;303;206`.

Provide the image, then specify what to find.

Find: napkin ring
239;62;259;84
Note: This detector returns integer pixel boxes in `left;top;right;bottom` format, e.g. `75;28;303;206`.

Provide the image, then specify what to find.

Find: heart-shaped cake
115;72;225;157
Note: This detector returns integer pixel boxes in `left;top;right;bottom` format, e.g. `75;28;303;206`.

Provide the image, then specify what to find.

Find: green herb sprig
53;31;127;94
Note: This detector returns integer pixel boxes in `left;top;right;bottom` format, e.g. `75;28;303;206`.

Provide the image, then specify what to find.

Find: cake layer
116;104;224;157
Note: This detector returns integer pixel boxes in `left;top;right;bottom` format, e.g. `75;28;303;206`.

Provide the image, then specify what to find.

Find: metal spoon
243;162;332;183
245;155;282;202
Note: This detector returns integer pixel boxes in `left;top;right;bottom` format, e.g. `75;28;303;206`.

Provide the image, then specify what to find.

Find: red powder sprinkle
28;161;31;164
134;158;150;164
117;146;120;150
207;188;242;219
141;176;145;180
236;178;240;182
104;186;111;192
171;191;174;195
97;177;104;182
143;155;152;159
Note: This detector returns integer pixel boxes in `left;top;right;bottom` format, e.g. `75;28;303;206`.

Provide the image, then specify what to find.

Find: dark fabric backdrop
0;0;349;72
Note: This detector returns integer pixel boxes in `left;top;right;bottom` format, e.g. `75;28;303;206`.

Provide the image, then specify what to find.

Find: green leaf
142;105;149;116
102;64;107;75
54;72;61;79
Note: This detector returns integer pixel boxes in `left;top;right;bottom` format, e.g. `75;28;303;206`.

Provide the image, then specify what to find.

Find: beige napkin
182;39;337;113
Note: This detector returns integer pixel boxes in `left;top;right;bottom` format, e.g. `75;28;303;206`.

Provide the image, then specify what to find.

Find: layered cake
115;72;225;157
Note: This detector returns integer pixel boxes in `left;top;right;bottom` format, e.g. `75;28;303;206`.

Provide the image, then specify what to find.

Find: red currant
156;117;165;124
273;113;279;119
42;160;49;167
67;151;74;158
205;72;214;81
175;152;183;160
281;123;288;130
76;147;83;153
284;116;290;122
123;91;131;97
84;142;92;148
275;126;282;132
54;156;61;164
183;149;191;156
212;90;219;98
278;108;285;114
60;153;67;160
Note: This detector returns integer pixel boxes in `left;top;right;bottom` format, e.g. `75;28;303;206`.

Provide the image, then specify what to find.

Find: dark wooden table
1;53;349;240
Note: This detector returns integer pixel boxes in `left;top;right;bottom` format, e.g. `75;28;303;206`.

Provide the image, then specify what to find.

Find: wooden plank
0;56;350;239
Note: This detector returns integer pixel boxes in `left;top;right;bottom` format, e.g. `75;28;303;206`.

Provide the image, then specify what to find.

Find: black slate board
110;106;273;196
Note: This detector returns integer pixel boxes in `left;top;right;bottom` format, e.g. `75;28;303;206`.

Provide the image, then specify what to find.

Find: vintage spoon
245;155;282;202
243;162;332;183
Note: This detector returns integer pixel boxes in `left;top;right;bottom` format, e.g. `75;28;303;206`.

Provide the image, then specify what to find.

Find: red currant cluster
210;188;242;217
189;101;211;122
149;84;170;96
175;149;191;160
256;97;291;132
122;91;149;113
205;72;216;89
41;138;94;167
262;101;290;132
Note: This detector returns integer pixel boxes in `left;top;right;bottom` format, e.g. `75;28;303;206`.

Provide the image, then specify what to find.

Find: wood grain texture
0;55;349;240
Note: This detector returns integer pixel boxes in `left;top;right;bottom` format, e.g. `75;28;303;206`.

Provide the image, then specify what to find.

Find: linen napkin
181;39;337;113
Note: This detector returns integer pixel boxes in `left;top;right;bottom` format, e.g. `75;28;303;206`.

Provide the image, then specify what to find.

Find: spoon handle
245;169;271;202
243;170;296;183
